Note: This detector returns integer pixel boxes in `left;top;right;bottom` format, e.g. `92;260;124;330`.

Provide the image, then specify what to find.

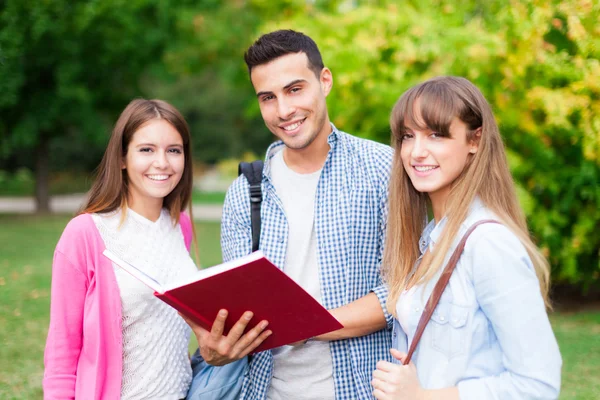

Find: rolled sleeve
371;283;393;329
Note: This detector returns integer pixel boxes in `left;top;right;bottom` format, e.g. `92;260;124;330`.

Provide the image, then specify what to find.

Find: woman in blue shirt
317;76;561;400
371;76;562;399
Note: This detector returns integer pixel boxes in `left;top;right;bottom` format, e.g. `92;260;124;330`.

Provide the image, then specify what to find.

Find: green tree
257;0;600;290
150;0;349;163
0;0;183;211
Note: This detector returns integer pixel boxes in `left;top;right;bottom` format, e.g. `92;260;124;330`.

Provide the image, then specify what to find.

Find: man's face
250;52;333;152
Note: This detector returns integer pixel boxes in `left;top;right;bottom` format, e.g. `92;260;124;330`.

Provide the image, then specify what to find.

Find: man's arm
316;292;386;341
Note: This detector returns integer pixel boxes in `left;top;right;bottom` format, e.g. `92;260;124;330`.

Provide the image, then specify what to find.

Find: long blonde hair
384;76;550;315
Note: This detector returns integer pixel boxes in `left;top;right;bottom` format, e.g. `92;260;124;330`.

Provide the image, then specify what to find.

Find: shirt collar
419;196;487;254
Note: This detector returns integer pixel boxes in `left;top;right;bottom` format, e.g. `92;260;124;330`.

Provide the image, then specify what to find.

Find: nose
276;98;295;120
153;150;169;169
411;136;428;159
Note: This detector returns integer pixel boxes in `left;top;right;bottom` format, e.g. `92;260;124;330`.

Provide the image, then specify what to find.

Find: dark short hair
244;29;324;78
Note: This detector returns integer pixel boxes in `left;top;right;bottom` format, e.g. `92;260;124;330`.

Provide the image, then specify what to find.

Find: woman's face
400;112;478;215
123;119;185;217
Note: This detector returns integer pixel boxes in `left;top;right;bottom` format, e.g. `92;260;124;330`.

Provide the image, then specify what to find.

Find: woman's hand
372;349;426;400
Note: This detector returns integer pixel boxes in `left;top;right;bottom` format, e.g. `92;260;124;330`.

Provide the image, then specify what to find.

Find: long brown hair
80;98;199;260
384;76;550;314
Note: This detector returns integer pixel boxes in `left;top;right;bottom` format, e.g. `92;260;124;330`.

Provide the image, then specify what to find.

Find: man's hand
181;309;272;366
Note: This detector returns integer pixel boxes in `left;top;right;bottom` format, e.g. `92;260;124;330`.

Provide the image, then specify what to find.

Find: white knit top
92;208;197;400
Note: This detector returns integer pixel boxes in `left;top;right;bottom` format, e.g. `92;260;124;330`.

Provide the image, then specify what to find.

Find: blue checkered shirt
221;125;394;399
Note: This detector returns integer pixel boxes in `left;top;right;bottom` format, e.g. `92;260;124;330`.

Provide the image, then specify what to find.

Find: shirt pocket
430;302;470;359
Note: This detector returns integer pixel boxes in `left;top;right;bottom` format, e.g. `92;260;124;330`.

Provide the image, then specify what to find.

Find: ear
320;67;333;97
469;127;482;154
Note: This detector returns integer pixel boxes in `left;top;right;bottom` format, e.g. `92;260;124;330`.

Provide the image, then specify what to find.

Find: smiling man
189;30;394;400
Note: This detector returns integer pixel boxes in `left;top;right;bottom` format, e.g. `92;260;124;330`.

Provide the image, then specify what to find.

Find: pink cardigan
43;212;193;400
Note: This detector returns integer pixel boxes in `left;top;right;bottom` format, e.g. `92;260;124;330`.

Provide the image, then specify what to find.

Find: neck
429;187;451;223
283;122;332;174
127;196;164;222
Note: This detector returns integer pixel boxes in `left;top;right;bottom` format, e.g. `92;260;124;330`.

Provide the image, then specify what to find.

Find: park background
0;0;598;398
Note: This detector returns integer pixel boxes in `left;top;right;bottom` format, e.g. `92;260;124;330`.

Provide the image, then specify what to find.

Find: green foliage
0;0;597;290
260;0;600;290
0;0;185;170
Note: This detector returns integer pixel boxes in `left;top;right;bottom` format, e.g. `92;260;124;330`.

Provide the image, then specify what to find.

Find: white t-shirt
266;150;335;400
93;208;196;400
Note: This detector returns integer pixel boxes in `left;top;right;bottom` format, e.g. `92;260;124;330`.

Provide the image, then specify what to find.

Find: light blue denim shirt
392;199;562;400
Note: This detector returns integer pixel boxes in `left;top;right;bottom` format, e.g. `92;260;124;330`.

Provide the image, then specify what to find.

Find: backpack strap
238;160;264;252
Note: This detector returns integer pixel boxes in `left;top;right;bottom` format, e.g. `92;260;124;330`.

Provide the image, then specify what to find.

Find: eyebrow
256;79;307;98
135;143;183;148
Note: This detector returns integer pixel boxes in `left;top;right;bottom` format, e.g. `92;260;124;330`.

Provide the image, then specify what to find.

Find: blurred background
0;0;598;398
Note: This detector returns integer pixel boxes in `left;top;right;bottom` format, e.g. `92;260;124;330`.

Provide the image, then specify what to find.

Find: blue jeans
186;349;248;400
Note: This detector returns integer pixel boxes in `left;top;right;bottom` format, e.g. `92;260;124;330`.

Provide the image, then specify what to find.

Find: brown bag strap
403;219;500;365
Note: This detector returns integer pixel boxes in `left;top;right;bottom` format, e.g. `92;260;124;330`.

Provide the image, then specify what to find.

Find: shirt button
414;307;420;312
440;316;445;321
277;236;284;243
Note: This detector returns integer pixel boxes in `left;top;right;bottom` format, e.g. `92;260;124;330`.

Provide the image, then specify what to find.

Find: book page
103;249;164;293
162;250;266;292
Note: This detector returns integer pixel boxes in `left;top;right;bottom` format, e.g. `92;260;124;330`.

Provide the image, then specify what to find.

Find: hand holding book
104;250;343;355
181;309;272;366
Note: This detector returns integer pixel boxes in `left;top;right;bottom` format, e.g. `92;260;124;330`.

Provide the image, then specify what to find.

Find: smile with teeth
146;174;170;181
281;118;306;131
413;165;438;172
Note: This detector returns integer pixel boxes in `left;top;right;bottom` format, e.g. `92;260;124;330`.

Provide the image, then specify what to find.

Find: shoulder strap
238;160;264;252
404;219;500;365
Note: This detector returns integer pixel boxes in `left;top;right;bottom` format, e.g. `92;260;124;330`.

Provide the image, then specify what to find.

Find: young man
189;30;394;399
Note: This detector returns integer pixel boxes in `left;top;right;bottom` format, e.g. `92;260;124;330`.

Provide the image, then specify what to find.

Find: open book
103;249;343;353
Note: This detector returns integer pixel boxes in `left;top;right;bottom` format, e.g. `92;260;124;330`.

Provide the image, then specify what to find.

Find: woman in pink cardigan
43;99;200;399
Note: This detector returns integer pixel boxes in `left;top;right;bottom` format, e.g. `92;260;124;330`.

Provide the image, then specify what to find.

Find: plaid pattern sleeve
221;127;395;399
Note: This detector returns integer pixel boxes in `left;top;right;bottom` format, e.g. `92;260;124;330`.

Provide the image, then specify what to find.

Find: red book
103;249;343;353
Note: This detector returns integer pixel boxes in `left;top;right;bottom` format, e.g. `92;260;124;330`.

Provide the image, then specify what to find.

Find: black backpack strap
238;160;264;252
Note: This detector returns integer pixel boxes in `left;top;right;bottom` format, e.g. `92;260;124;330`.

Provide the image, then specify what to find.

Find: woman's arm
43;250;88;400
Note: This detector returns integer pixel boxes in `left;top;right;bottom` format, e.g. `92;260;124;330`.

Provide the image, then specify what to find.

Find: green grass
191;190;227;204
0;214;598;399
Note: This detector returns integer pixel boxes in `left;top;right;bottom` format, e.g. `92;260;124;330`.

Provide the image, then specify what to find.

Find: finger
371;377;397;394
372;388;389;400
373;368;400;385
210;309;228;339
390;348;408;363
238;321;273;355
224;311;255;344
376;360;398;373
